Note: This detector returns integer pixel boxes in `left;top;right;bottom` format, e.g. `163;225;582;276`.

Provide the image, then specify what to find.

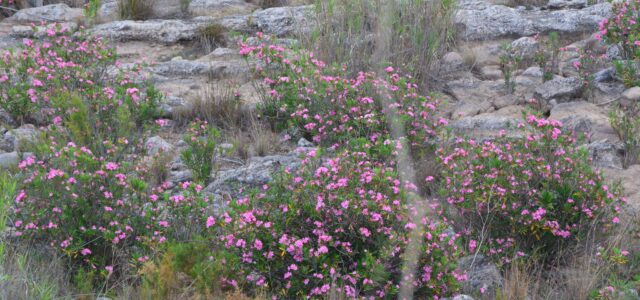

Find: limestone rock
10;4;84;23
145;136;174;156
534;76;583;104
622;87;640;101
458;255;503;297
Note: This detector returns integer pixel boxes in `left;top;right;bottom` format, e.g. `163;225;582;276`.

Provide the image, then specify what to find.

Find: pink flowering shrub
439;115;624;264
12;139;212;282
598;0;640;59
207;149;464;298
240;34;443;154
0;24;160;127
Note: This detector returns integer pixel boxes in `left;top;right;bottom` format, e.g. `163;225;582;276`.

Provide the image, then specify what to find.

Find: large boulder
204;151;302;195
602;165;640;212
534;76;583;104
91;19;202;43
549;101;618;142
93;5;311;43
145;136;174;156
0;152;20;169
10;4;84;23
457;255;503;297
456;0;611;40
151;58;249;78
189;0;257;17
450;106;526;140
3;125;39;152
456;1;533;40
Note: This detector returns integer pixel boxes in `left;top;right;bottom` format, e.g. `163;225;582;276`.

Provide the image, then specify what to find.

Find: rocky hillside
0;0;638;299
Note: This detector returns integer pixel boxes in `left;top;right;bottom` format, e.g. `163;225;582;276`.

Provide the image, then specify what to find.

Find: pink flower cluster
439;115;625;264
206;149;464;298
239;34;441;153
597;0;640;59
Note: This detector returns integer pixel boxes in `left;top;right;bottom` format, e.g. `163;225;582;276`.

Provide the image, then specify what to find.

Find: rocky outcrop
92;5;311;43
9;4;84;23
456;0;611;40
92;19;202;43
534;76;583;104
458;255;503;297
151;58;249;78
450;106;526;139
549;101;618;142
204;151;302;195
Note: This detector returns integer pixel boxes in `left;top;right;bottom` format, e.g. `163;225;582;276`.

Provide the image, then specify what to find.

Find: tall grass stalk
303;0;457;87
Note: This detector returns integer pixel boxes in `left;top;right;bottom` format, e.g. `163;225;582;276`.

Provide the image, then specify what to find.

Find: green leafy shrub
499;44;521;94
532;32;560;82
0;26;160;139
181;120;221;184
439;115;625;265
609;101;640;168
613;60;640;88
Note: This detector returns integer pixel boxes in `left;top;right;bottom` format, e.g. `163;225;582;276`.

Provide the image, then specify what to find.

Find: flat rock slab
456;0;611;40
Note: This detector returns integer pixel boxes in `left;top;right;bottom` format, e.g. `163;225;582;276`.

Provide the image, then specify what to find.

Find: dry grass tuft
173;81;246;130
118;0;155;20
303;0;457;87
198;23;227;53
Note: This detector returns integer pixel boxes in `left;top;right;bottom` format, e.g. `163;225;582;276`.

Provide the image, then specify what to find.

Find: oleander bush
0;25;160;138
203;149;465;299
240;34;446;157
597;0;640;60
439;115;625;265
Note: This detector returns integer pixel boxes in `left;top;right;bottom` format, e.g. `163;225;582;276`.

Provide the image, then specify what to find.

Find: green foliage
609;101;640;168
499;44;521;94
85;0;101;23
181;120;221;183
533;31;560;82
140;240;235;298
206;149;463;298
0;173;16;262
614;60;640;88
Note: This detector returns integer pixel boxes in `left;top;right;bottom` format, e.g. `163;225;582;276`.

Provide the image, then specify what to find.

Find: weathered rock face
456;0;611;40
457;255;503;297
204;151;302;195
602;165;640;212
145;136;174;156
587;140;624;169
151;58;249;78
92;19;202;43
9;4;84;23
2;125;39;152
534;76;583;104
450;106;526;139
510;36;538;59
549;101;618;142
0;151;20;169
93;5;310;43
189;0;257;17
